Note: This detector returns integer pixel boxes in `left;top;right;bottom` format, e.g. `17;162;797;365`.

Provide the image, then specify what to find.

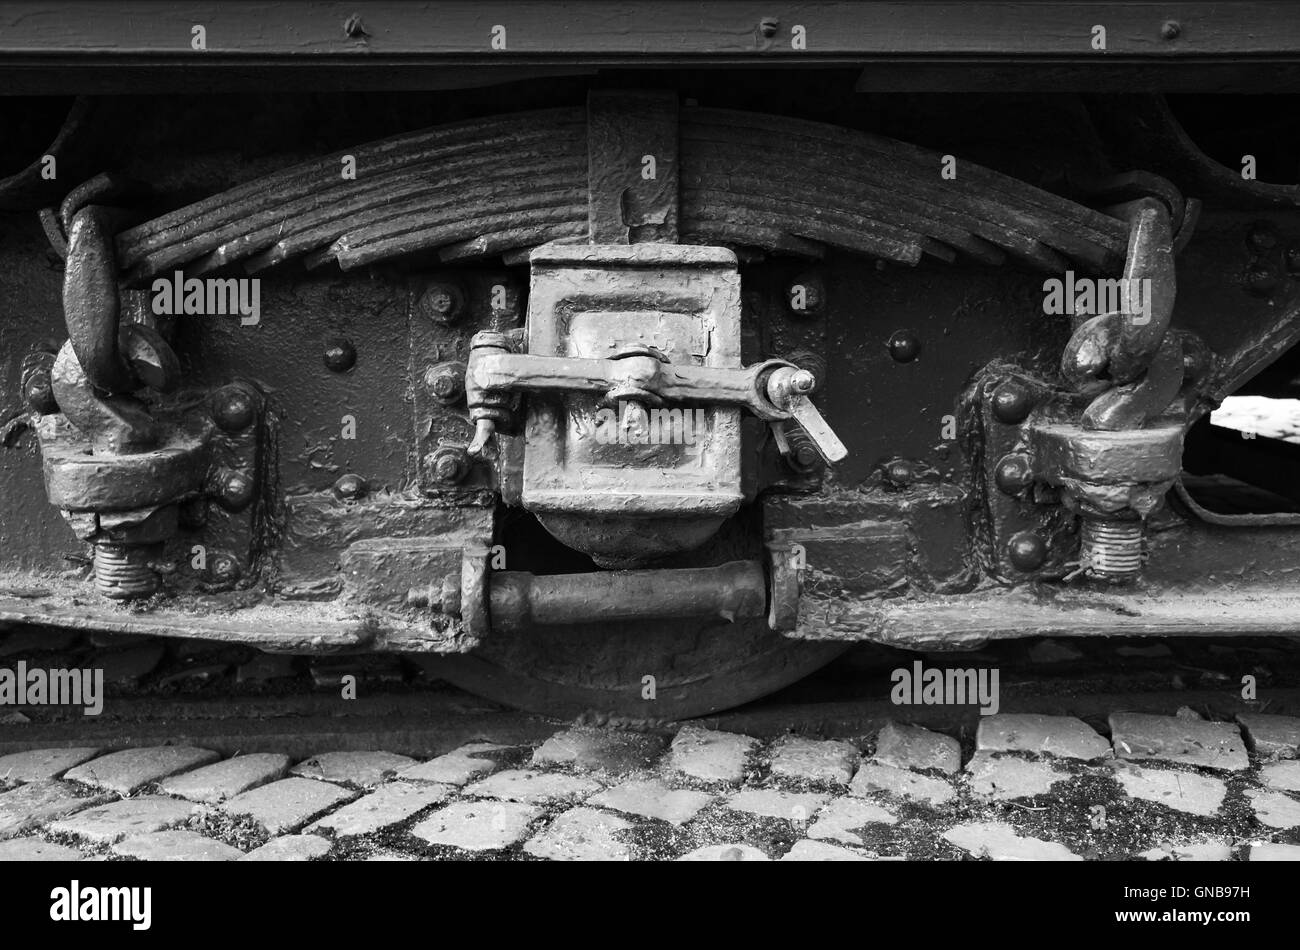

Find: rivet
1160;20;1181;40
995;453;1034;495
209;552;242;586
333;473;367;501
216;469;257;512
212;383;258;432
759;16;779;38
1007;531;1047;571
991;380;1034;424
883;458;914;486
323;338;357;373
886;330;921;363
785;273;825;316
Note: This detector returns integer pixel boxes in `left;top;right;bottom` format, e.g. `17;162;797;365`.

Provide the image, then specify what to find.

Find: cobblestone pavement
2;711;1299;861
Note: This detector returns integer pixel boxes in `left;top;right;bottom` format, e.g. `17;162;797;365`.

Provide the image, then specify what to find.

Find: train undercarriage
5;5;1300;720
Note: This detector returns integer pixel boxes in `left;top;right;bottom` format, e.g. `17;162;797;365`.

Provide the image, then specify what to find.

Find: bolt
343;13;368;37
333;473;367;501
208;551;242;588
790;369;816;395
212;383;258;432
886;329;921;363
323;338;357;373
1080;517;1144;583
1006;531;1047;572
216;469;257;512
883;458;914;487
785;273;825;316
92;542;159;600
1242;262;1281;298
424;362;466;404
995;453;1034;495
1160;20;1181;40
22;368;58;415
416;282;465;325
784;427;824;473
991;380;1034;424
429;447;471;485
759;16;779;38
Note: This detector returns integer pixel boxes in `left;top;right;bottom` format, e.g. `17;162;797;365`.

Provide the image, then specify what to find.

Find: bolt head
323;338;357;373
212;384;257;432
793;444;821;469
759;16;779;37
785;273;826;315
991;380;1034;424
22;369;57;415
425;366;465;403
209;552;242;586
429;448;470;484
883;458;914;486
217;470;257;512
1007;531;1048;571
1160;19;1181;40
333;473;367;501
995;454;1034;494
417;282;465;324
886;330;921;364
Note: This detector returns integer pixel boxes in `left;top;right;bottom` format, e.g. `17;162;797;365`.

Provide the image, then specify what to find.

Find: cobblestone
531;727;667;775
0;837;85;861
678;843;770;861
64;746;219;794
782;839;871;861
1139;841;1233;861
768;735;860;786
398;743;509;786
0;747;101;784
239;834;332;861
0;781;109;839
726;788;830;823
307;781;453;837
667;725;757;784
1250;842;1300;861
465;769;601;804
1259;760;1300;793
159;753;290;803
290;751;416;788
1246;788;1300;829
807;796;896;846
850;762;955;806
48;796;196;845
112;830;244;861
1110;714;1249;771
411;800;541;852
943;822;1082;861
977;714;1110;761
873;721;961;774
1112;762;1226;817
588;779;714;825
1237;714;1300;759
523;806;634;861
221;778;354;835
966;752;1064;800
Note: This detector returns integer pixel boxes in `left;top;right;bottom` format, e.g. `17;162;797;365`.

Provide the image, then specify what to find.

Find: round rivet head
1007;531;1048;571
212;384;258;432
216;469;257;512
886;330;921;363
883;458;914;486
323;338;356;373
333;473;367;501
1160;20;1181;40
991;380;1034;424
995;453;1034;494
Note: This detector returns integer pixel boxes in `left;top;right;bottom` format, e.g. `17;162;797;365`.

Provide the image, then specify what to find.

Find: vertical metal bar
587;90;679;244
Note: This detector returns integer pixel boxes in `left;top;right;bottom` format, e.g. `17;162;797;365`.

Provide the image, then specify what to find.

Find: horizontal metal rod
488;560;767;632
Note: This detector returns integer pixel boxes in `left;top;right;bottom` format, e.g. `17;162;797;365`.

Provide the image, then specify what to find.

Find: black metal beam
3;2;1300;94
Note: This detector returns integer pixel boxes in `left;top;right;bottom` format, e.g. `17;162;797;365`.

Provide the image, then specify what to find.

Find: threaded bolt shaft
1080;519;1144;583
93;543;159;600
